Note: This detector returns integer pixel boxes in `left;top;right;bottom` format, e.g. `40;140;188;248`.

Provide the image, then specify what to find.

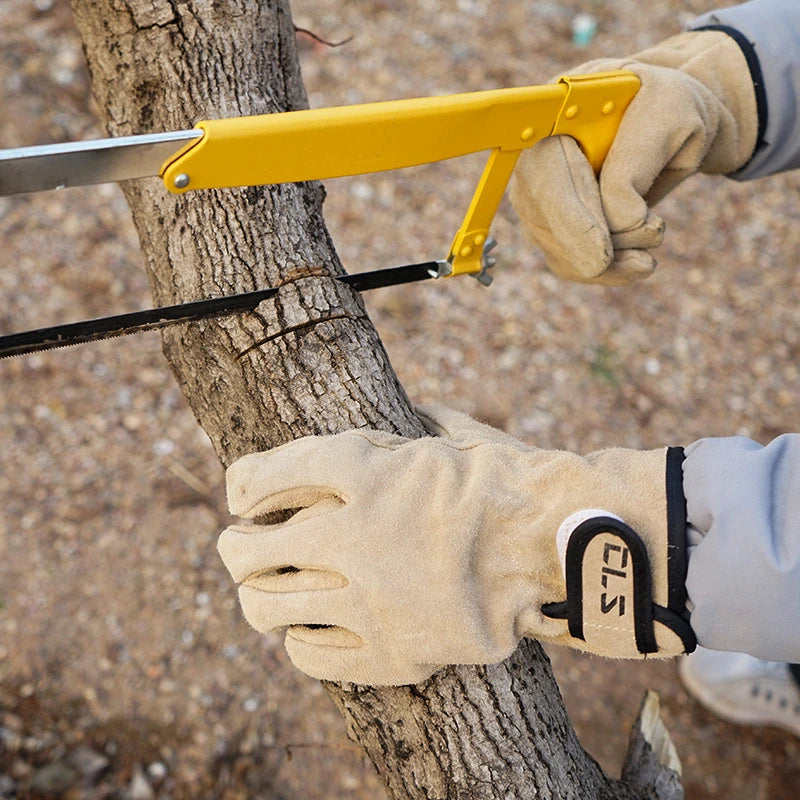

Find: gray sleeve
689;0;800;180
683;435;800;662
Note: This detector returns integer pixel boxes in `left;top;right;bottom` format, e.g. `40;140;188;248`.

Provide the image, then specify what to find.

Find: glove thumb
416;404;528;448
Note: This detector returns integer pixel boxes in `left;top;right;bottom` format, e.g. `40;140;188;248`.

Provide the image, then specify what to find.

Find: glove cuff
631;30;760;175
692;24;767;167
540;447;696;658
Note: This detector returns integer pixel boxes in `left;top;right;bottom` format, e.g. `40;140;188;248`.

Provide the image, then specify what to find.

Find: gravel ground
1;0;799;798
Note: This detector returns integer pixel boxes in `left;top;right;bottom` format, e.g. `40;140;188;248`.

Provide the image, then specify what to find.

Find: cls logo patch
601;542;629;616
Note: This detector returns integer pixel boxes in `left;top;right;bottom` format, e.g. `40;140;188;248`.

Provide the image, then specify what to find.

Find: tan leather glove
510;30;759;285
217;406;695;686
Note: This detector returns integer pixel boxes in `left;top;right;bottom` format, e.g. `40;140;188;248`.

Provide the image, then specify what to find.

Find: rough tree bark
68;1;683;797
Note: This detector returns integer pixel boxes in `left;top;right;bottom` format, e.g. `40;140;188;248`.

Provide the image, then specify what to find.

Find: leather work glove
217;406;695;686
510;30;759;285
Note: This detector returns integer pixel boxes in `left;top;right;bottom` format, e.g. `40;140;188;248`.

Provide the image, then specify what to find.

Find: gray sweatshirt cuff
683;435;800;662
689;0;800;180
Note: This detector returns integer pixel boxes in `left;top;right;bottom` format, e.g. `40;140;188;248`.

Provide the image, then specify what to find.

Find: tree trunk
68;1;682;797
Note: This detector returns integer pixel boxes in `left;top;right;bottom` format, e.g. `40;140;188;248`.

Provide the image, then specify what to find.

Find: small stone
349;181;374;201
340;771;361;790
68;745;110;781
127;765;155;800
146;761;168;783
644;357;661;375
0;774;16;798
103;740;119;757
243;697;259;712
22;735;46;753
9;760;31;780
0;728;21;752
0;714;22;731
153;438;174;456
30;761;79;795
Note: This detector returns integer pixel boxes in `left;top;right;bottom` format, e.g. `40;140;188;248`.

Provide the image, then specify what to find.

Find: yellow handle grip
161;71;640;276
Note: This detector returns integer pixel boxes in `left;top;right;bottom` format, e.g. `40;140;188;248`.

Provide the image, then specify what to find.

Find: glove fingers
578;210;663;286
237;584;352;634
226;430;402;517
218;520;346;583
511;136;613;282
285;623;363;649
587;250;656;287
599;68;714;233
511;129;667;286
284;633;437;686
610;210;665;251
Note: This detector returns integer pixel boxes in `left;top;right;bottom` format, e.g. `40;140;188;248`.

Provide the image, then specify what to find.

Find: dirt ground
1;0;799;798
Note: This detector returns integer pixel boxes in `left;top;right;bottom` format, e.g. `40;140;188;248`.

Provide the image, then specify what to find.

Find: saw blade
0;261;445;359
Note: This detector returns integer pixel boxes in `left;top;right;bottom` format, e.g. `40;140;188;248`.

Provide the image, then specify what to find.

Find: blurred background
1;0;799;797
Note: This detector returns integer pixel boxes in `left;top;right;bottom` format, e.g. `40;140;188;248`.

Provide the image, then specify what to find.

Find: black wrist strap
542;447;697;656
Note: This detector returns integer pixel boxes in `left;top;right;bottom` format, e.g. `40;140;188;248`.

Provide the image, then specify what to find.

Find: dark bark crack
235;312;363;360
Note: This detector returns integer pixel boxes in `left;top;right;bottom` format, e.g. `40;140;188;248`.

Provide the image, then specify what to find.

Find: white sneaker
679;647;800;737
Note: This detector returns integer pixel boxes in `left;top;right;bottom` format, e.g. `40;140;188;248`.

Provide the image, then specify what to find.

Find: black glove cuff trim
666;446;689;615
541;450;697;656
